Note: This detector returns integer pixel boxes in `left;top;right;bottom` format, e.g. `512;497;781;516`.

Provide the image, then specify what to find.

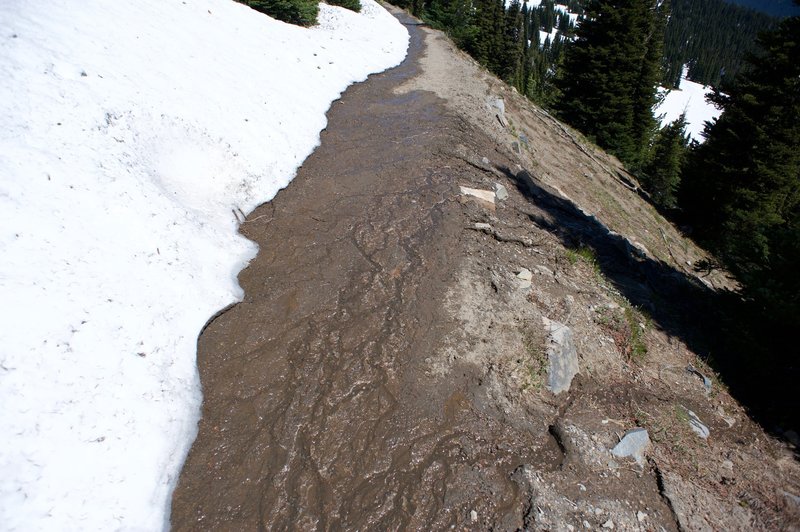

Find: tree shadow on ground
505;168;798;437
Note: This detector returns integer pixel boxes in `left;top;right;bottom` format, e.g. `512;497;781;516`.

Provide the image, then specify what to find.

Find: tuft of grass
565;245;601;275
595;299;649;361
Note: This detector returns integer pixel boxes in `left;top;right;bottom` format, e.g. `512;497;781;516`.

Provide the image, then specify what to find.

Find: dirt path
172;9;800;531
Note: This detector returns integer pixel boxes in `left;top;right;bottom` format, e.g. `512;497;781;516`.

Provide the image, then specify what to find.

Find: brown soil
171;9;800;531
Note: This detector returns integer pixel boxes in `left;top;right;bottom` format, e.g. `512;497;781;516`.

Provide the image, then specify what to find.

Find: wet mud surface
173;16;544;530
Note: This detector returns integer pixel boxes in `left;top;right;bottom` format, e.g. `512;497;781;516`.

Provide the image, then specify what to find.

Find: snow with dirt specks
0;0;408;530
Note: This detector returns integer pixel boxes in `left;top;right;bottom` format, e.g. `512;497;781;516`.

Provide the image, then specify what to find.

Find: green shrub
238;0;319;26
327;0;361;12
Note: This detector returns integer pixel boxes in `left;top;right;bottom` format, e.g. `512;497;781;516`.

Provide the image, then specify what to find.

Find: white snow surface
656;69;722;143
0;0;408;530
539;29;560;46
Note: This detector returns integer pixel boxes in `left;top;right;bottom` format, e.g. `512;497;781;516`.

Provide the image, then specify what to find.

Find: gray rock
512;141;521;154
490;98;507;128
687;410;710;439
610;428;650;465
481;156;490;165
490;98;505;115
474;222;492;231
686;364;712;393
782;491;800;510
519;133;529;146
534;265;554;276
494;183;509;201
542;317;579;394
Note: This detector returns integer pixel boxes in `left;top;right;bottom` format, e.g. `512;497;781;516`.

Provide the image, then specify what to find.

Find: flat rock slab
542;317;579;394
460;185;496;203
687;409;710;439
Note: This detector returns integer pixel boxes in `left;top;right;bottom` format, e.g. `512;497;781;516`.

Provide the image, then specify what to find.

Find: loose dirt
171;8;800;531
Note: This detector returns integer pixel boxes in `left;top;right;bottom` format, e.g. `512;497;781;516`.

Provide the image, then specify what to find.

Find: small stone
583;521;591;529
594;508;603;515
567;525;575;532
482;156;490;165
512;141;521;154
474;223;492;231
602;520;614;529
517;268;533;281
535;265;554;276
637;511;647;523
610;428;650;465
494;183;509;201
470;509;478;523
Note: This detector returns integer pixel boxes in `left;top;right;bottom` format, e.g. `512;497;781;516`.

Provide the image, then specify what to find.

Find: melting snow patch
0;0;408;529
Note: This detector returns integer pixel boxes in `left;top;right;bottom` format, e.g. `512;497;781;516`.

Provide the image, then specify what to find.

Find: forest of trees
680;14;799;326
663;0;776;87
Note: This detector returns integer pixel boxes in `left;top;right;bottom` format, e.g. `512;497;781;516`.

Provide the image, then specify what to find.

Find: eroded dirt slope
171;9;800;530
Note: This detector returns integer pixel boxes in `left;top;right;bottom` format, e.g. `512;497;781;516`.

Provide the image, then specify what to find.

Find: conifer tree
630;0;667;169
239;0;318;26
427;0;479;50
642;114;689;209
553;0;666;167
680;14;800;318
499;0;525;87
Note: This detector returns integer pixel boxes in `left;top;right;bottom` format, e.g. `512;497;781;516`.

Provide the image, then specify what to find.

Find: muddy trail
171;15;530;529
172;9;800;531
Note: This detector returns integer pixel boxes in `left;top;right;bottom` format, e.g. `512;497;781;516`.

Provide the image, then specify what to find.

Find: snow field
0;0;408;530
656;68;723;143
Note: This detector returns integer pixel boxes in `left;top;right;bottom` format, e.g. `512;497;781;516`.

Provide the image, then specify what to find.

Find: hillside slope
172;7;800;530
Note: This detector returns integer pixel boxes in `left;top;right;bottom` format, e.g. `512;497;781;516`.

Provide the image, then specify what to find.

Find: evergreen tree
680;14;800;319
642;114;689;209
328;0;361;12
427;0;479;51
239;0;318;26
499;0;525;87
554;0;666;167
629;0;667;169
663;0;776;87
